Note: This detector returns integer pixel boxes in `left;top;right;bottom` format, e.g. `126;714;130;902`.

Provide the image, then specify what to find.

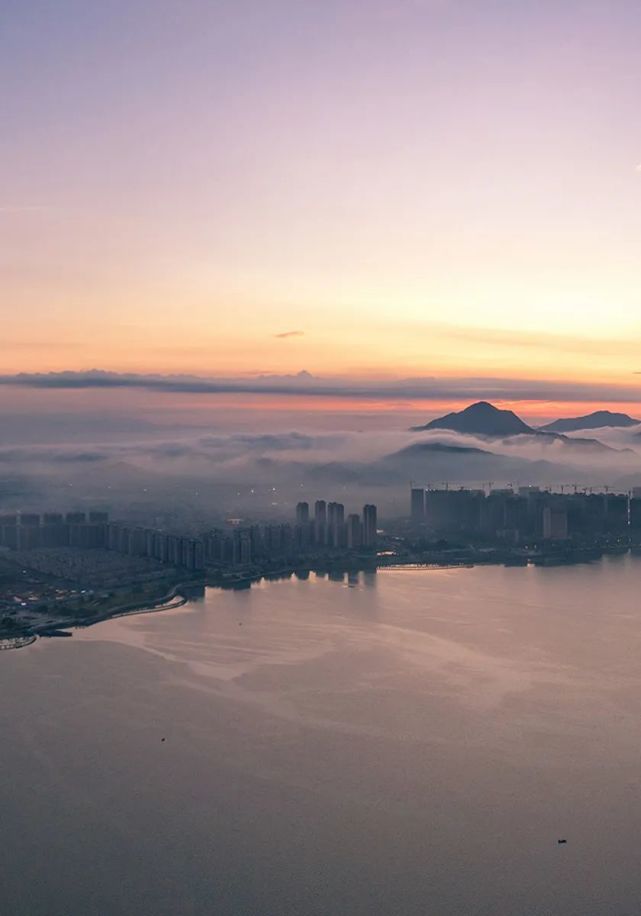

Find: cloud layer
3;369;641;404
2;420;641;521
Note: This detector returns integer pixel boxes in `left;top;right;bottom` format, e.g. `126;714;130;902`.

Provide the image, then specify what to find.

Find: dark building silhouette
604;494;628;534
347;513;362;549
411;485;632;544
543;505;568;540
327;501;345;547
314;499;327;546
0;515;18;550
411;487;426;522
630;494;641;532
0;497;382;571
424;488;484;535
362;505;377;548
0;511;109;551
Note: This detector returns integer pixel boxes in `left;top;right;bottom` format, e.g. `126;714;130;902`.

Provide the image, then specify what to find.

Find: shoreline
0;634;37;651
207;543;631;588
2;546;635;651
0;585;190;652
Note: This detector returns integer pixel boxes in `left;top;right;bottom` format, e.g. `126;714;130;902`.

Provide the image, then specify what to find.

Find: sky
2;0;641;410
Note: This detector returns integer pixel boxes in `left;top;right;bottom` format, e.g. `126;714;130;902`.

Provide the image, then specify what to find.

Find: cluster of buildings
1;501;379;575
410;486;641;543
107;501;378;572
0;512;109;551
294;500;378;550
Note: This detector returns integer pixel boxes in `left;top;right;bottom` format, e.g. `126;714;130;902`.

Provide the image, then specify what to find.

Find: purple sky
2;0;641;403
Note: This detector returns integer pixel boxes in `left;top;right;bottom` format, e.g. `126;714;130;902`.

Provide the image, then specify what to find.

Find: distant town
4;480;641;647
0;501;378;574
409;484;641;544
0;500;378;646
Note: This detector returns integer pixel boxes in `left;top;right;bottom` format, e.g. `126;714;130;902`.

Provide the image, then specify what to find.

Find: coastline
0;585;191;652
206;542;628;589
1;545;634;651
0;634;37;651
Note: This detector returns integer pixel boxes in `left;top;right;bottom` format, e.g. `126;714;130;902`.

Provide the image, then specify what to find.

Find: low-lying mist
2;409;641;525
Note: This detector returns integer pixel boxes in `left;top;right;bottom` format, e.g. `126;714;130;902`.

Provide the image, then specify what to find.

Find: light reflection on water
3;557;641;915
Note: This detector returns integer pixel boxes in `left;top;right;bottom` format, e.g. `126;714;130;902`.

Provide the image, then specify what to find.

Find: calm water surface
3;558;641;915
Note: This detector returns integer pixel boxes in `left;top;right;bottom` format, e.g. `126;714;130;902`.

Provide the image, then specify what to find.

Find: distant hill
549;435;632;455
392;441;492;458
411;401;534;436
539;411;640;433
378;438;569;485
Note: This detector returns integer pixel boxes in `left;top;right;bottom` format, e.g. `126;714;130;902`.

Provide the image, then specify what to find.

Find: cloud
3;369;641;404
1;420;641;519
274;330;305;339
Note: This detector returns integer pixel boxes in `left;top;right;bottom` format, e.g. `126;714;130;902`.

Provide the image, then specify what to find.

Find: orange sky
3;0;641;408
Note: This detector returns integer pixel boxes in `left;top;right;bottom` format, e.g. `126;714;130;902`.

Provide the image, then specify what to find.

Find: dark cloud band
2;370;641;403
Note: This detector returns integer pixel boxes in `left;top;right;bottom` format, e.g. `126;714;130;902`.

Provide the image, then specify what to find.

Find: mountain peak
412;401;533;436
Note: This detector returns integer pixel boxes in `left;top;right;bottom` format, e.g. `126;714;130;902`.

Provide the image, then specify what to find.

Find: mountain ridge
539;410;640;433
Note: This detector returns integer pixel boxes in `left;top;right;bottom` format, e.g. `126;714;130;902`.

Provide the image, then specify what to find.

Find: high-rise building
314;499;327;546
180;537;195;569
410;488;426;522
294;520;312;550
327;502;345;547
296;501;310;524
543;505;568;540
129;527;147;556
0;515;18;550
264;524;282;555
153;532;169;562
347;514;362;549
167;534;181;566
425;489;483;534
239;530;252;565
603;493;629;534
145;529;156;557
362;504;377;547
42;513;67;548
193;540;205;570
17;514;41;550
630;497;641;532
249;525;263;558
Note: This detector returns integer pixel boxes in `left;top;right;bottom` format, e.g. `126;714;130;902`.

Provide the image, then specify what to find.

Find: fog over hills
2;424;640;521
1;396;641;520
411;401;636;453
